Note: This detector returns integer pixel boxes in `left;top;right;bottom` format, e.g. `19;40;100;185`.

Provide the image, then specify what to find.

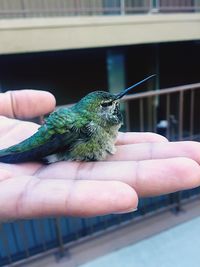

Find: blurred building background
0;0;200;266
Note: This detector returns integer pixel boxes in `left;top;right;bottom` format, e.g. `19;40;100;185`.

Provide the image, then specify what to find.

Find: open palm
0;90;200;221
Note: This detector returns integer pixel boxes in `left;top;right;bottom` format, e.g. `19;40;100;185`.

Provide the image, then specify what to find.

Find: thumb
0;90;56;119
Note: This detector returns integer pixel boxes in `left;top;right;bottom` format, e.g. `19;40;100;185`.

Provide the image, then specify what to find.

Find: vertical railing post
0;224;13;265
20;0;26;17
120;0;125;15
166;94;170;139
190;89;194;139
18;221;30;258
150;0;154;11
140;98;144;131
156;0;160;10
125;101;131;131
151;0;159;12
178;90;184;140
54;218;65;258
0;81;3;92
173;89;185;213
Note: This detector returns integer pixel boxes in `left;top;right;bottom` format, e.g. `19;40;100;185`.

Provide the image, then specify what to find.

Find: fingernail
112;208;138;215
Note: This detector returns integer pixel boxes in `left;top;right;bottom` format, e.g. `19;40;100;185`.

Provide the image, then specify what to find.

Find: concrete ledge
0;13;200;54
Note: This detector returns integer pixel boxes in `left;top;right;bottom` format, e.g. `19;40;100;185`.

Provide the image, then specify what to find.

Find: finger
132;157;200;196
0;176;138;220
2;140;200;181
116;132;168;145
36;157;200;197
0;90;56;119
108;141;200;163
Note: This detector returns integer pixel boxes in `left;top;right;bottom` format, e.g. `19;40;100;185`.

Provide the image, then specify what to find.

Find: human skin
0;90;200;221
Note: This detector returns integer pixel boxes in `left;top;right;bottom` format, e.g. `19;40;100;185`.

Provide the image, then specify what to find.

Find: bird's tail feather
0;131;65;163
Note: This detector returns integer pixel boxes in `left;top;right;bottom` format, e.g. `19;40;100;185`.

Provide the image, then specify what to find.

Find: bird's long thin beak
116;74;156;100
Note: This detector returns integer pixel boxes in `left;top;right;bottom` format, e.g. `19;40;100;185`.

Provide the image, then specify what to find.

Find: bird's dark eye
101;101;113;107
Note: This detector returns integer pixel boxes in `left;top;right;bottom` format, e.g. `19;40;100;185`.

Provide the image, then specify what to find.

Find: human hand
0;90;200;221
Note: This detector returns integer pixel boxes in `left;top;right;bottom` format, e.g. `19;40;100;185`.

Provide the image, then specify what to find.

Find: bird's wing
0;108;94;163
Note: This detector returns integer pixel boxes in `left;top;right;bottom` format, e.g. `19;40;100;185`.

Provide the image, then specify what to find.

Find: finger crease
134;161;140;191
15;178;40;218
75;162;95;180
148;143;154;160
64;179;76;213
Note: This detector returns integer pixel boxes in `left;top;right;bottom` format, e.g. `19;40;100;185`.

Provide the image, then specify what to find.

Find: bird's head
75;91;122;125
74;74;156;125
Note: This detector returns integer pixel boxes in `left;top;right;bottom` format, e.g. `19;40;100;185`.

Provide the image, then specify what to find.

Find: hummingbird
0;74;155;164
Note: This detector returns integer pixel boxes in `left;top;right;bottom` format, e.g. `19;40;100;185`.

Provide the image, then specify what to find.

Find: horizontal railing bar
0;0;199;19
57;83;200;109
0;8;150;14
159;7;200;10
0;9;199;15
122;83;200;102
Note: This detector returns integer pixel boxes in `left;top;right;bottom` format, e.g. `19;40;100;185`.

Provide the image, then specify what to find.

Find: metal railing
0;0;199;19
1;82;200;266
123;82;200;141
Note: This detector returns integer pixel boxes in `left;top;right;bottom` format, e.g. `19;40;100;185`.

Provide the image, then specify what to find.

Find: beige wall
0;13;200;54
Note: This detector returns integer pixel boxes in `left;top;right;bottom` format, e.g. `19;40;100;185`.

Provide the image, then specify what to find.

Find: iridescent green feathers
0;106;96;163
